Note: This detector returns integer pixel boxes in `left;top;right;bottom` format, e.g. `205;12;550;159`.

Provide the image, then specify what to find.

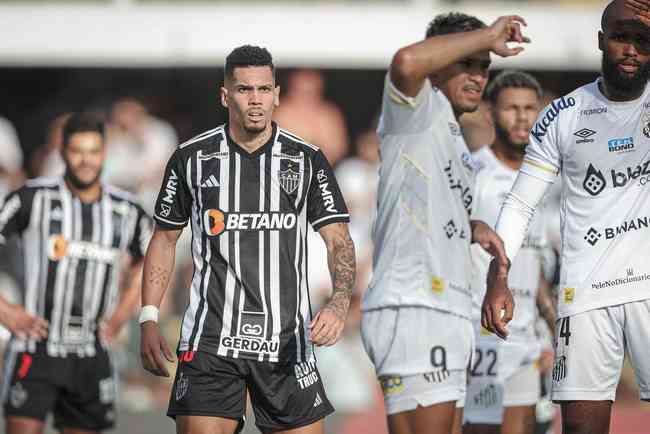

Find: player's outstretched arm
101;260;144;344
626;0;650;27
311;222;356;347
139;226;181;377
0;295;48;341
390;15;530;97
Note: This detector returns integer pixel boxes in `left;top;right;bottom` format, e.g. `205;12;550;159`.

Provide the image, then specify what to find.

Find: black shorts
2;344;116;431
167;351;334;433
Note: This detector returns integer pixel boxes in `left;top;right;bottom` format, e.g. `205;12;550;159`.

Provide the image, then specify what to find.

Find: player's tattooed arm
311;222;356;346
536;272;557;340
140;226;182;377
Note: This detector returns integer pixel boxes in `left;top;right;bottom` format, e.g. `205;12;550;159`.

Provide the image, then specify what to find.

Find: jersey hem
311;214;350;231
361;304;472;321
557;293;650;318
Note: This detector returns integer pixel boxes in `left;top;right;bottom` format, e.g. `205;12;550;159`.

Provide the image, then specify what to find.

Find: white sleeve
377;72;433;138
524;99;564;178
495;163;556;262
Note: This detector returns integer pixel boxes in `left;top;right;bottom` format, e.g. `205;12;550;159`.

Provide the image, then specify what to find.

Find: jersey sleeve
524;101;563;181
153;149;192;229
307;150;350;231
128;204;153;261
376;72;434;138
0;187;34;245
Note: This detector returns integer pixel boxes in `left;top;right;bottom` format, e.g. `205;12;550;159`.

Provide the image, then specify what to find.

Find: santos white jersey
524;79;650;318
471;147;546;346
362;75;477;319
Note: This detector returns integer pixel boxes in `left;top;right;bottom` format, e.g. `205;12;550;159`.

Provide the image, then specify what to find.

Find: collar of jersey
224;122;278;159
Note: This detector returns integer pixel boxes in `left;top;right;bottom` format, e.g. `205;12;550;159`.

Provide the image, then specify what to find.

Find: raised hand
488;15;531;58
626;0;650;27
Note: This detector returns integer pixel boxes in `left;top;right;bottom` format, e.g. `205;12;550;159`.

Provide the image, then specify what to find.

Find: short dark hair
426;12;486;38
62;112;105;148
485;70;543;104
225;45;274;80
601;1;615;31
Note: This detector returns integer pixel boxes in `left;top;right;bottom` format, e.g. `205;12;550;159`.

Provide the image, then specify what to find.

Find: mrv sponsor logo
203;209;297;236
582;160;650;196
316;169;337;213
532;96;576;143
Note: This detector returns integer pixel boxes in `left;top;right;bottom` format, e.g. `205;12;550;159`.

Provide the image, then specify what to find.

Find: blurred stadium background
0;0;648;433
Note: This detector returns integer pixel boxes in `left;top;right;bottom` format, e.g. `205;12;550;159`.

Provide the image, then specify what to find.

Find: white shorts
361;307;473;414
551;298;650;402
464;358;540;424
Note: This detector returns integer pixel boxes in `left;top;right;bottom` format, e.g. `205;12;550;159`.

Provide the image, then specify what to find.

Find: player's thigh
462;424;498;434
168;351;248;425
61;428;101;434
388;400;456;434
247;359;333;434
175;415;241;434
5;416;46;434
501;406;535;434
622;298;650;401
560;401;612;434
551;308;625;402
273;419;324;434
501;363;539;434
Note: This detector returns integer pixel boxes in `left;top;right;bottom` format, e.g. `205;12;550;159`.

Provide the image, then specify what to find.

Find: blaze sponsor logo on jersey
278;168;301;194
379;376;404;395
580;107;607;116
220;336;279;354
583;160;650;196
47;235;119;263
443;160;473;213
316;169;337;213
203;209;297;236
574;128;596;144
295;360;320;390
532;96;576;143
608;137;634;153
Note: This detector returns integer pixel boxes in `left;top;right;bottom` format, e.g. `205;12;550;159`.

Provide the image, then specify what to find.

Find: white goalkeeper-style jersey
523;79;650;318
471;146;547;345
362;74;477;319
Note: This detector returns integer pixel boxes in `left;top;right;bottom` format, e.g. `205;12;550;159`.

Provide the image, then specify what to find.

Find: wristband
139;305;159;324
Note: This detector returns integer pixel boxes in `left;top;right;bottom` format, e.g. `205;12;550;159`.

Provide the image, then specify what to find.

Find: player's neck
599;79;646;102
228;122;273;154
491;141;524;171
64;177;102;203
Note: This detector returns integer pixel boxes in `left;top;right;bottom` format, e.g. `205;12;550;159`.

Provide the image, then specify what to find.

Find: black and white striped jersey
153;123;350;363
0;177;152;357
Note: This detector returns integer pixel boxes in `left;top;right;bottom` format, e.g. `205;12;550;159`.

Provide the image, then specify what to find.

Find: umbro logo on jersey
574;128;596;144
313;393;323;407
201;175;220;188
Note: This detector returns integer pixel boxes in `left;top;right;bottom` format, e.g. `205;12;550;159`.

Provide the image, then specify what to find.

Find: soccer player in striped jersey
139;45;356;434
360;12;528;434
0;112;152;434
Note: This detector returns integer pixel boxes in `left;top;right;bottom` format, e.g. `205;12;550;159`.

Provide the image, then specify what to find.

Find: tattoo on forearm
148;264;170;290
325;227;356;320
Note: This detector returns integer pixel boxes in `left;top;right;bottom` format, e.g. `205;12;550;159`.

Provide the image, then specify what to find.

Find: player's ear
274;85;280;107
598;31;604;52
220;86;229;108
